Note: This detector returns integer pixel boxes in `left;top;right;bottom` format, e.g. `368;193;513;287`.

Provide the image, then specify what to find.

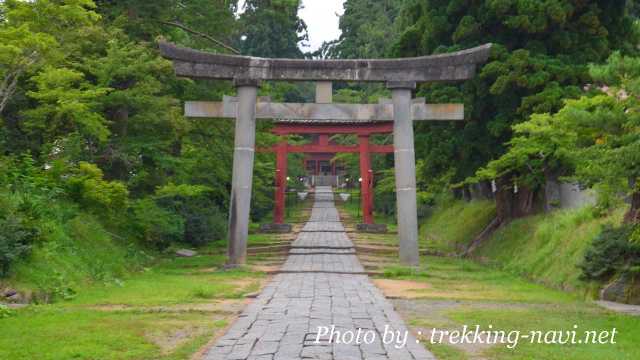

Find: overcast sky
299;0;344;51
237;0;345;52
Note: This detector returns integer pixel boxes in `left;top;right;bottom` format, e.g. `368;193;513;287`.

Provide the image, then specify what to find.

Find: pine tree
391;0;637;197
237;0;308;58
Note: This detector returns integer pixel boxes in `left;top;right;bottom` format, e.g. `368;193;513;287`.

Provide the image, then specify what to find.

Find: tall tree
474;52;640;223
94;0;239;53
237;0;308;58
391;0;637;198
319;0;404;59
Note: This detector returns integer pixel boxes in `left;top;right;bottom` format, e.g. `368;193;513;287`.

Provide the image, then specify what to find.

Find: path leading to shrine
203;186;434;360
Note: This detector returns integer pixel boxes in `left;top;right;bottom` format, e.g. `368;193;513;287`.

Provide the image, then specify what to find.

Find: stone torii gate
159;42;491;267
187;84;465;230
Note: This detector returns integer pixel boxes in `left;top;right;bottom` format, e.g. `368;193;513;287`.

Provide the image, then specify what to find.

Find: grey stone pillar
389;81;420;266
316;81;333;104
227;79;259;267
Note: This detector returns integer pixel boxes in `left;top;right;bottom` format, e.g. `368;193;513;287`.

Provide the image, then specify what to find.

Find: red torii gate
266;122;394;226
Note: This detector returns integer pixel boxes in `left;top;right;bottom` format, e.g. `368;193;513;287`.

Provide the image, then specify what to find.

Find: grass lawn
420;199;496;253
474;206;623;292
380;256;640;360
0;254;266;360
337;197;639;359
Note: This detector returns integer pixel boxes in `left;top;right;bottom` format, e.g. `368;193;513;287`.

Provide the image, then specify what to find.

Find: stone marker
176;249;198;257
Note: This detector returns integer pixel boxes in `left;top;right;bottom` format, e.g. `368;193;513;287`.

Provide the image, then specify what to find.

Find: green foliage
128;183;228;249
0;304;15;319
474;206;623;291
95;0;238;52
391;0;637;188
318;0;404;59
373;168;397;216
65;162;129;214
0;0;286;295
0;194;38;277
237;0;308;58
0;0;100;114
382;265;429;278
580;225;640;280
6;210;149;302
23;67;111;143
420;198;496;253
131;198;184;249
154;183;227;246
471;51;640;214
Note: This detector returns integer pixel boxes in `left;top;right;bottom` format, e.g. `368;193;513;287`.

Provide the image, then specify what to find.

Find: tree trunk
513;185;535;218
495;175;538;223
479;180;494;200
624;191;640;224
495;176;514;223
113;107;129;138
462;185;472;202
544;168;561;212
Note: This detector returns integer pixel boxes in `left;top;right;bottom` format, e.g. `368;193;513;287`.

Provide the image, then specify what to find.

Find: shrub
580;225;640;280
155;184;227;246
0;195;38;277
0;304;15;318
65;162;128;215
183;201;227;246
131;198;184;249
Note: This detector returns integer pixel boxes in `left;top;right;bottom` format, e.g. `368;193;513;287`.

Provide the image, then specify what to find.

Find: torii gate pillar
358;135;374;225
389;81;420;266
227;79;259;267
274;140;288;225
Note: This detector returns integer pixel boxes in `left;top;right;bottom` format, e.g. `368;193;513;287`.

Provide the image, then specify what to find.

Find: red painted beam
289;145;359;153
272;122;393;135
260;144;394;154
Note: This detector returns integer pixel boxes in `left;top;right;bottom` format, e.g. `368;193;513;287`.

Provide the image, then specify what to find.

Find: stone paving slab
289;248;355;255
203;188;435;360
292;232;353;249
309;207;341;222
281;254;365;273
302;222;345;232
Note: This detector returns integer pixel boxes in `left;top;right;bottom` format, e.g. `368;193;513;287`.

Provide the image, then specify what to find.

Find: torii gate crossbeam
159;42;491;267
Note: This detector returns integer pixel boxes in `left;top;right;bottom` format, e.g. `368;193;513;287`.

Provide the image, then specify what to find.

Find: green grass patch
428;343;470;360
420;199;496;253
248;233;284;246
0;306;229;360
447;306;640;360
474;207;623;292
0;253;263;359
382;265;429;278
386;256;578;303
383;256;638;359
70;255;262;306
4;215;151;302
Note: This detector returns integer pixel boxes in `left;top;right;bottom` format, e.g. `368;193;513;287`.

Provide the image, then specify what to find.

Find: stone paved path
204;187;435;360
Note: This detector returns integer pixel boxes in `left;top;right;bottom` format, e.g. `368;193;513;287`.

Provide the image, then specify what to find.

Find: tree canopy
391;0;638;190
2;0;640;279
